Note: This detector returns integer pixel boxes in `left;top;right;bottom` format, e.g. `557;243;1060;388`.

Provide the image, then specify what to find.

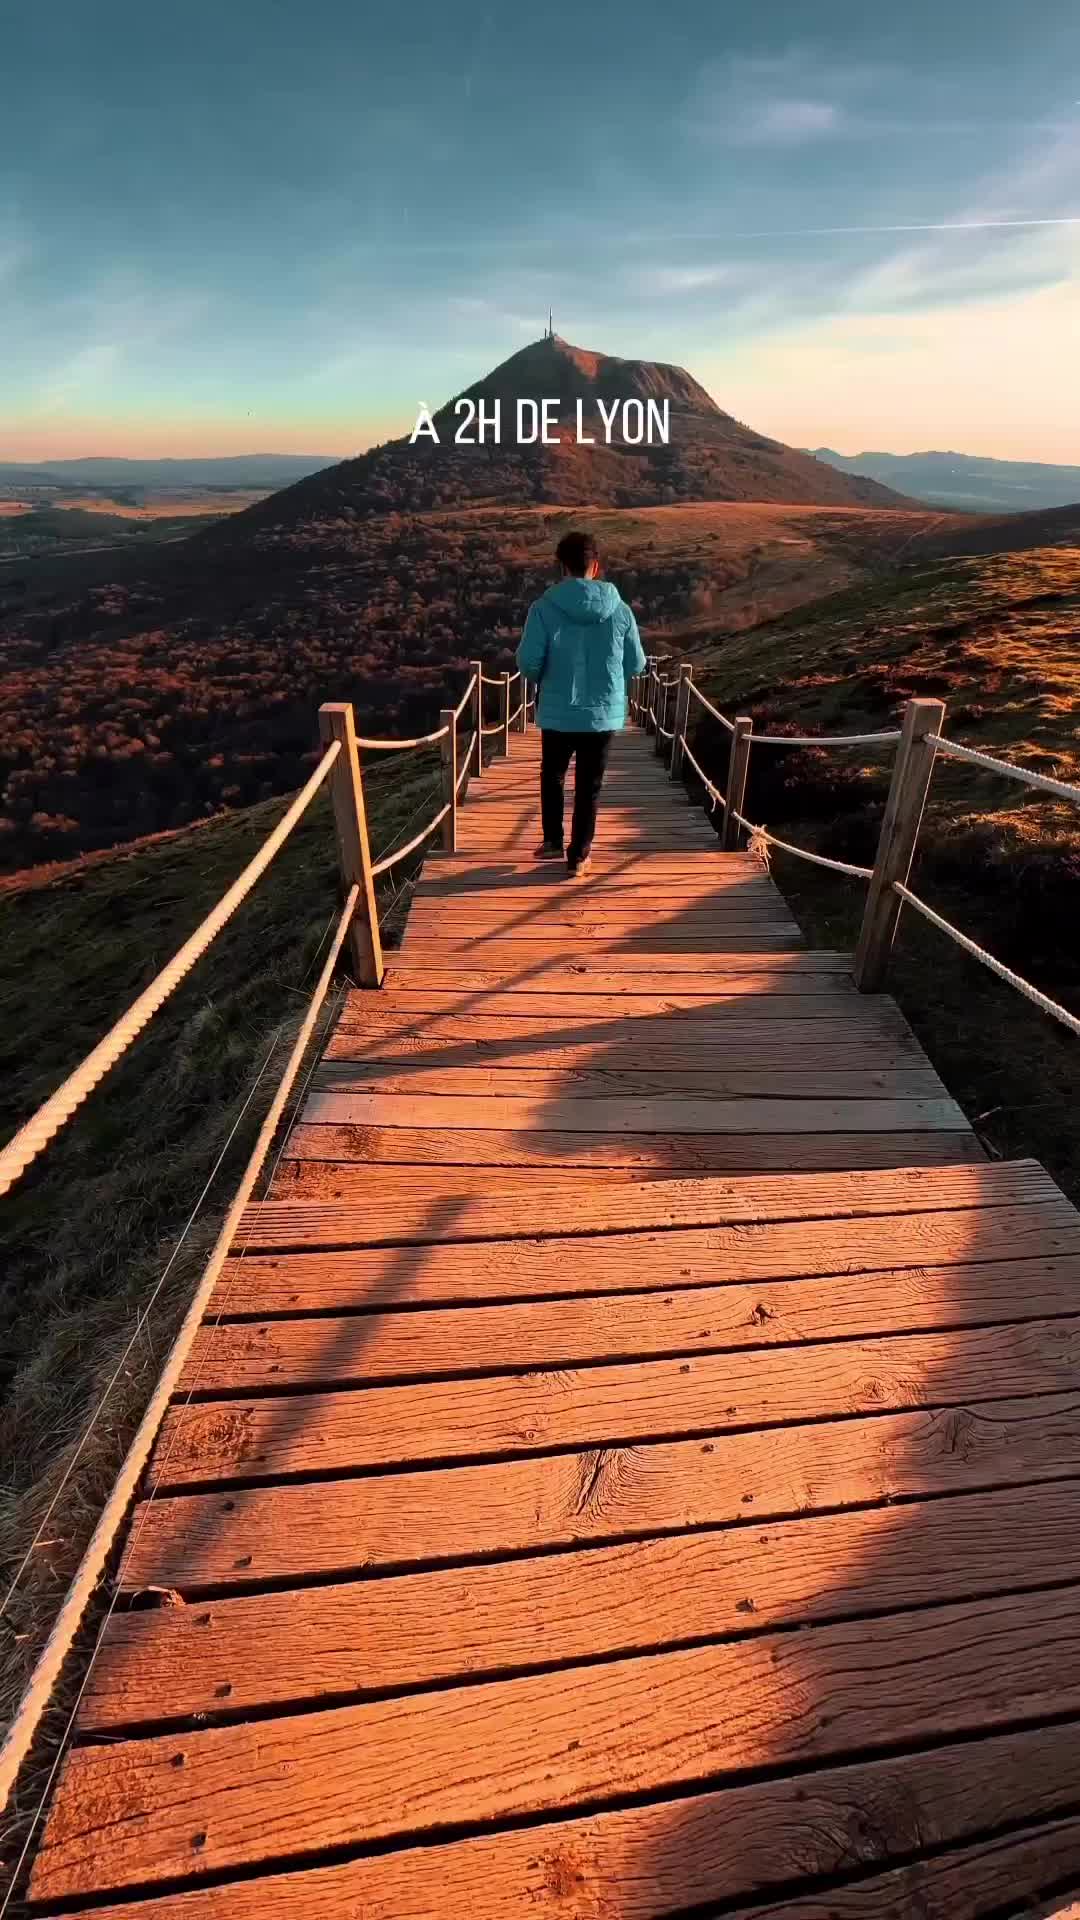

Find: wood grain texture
382;966;854;994
33;1586;1080;1898
185;1252;1080;1389
357;989;861;1020
383;943;841;973
47;1728;1080;1919
87;1480;1080;1731
39;719;1080;1920
312;1062;946;1099
285;1122;986;1170
238;1160;1057;1250
335;995;918;1035
298;1090;970;1135
153;1319;1080;1484
215;1199;1080;1312
121;1390;1080;1588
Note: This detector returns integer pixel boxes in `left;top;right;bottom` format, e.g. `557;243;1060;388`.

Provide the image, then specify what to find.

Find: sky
3;0;1079;462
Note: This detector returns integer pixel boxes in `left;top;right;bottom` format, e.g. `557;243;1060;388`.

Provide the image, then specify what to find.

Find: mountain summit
215;336;915;543
447;333;721;419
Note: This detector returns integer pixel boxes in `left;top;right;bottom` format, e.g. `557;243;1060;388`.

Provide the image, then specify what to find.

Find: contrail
686;216;1080;239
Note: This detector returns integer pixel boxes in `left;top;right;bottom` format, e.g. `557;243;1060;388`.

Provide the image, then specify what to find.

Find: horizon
5;1;1080;464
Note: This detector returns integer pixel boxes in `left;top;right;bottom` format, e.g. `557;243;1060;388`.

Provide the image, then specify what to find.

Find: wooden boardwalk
30;727;1080;1917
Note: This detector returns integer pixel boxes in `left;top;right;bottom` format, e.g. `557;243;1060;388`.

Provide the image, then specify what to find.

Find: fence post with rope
438;708;458;851
854;696;946;993
470;660;483;776
671;663;692;781
653;675;668;758
501;671;512;757
722;716;753;850
317;702;384;987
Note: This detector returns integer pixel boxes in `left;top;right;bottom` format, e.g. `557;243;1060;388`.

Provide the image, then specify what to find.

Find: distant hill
214;335;917;546
811;446;1080;513
0;455;336;490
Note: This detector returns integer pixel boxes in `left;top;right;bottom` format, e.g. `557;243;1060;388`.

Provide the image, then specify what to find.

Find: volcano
212;335;916;546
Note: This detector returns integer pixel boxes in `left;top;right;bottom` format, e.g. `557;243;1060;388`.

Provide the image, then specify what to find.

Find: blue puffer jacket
517;577;646;733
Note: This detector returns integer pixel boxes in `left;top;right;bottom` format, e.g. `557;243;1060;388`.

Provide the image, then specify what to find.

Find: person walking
516;530;646;877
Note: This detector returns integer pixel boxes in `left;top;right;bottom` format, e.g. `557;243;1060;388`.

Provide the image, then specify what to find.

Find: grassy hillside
687;543;1080;1195
1;498;958;873
0;742;443;1761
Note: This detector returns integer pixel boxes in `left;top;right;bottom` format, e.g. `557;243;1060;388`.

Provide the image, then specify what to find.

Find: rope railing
0;743;342;1201
370;803;451;877
925;733;1080;805
354;722;448;751
452;670;478;723
734;811;875;881
650;658;1080;1016
456;735;476;793
753;728;902;748
681;738;725;811
894;881;1080;1039
0;882;359;1822
687;682;735;733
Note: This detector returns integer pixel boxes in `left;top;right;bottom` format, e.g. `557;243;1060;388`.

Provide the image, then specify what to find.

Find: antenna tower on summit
545;308;554;339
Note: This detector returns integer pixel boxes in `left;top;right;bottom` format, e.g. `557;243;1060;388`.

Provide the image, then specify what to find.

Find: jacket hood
544;577;622;625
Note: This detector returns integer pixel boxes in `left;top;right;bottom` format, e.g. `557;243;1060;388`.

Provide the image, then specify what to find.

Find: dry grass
0;742;446;1894
687;542;1080;1195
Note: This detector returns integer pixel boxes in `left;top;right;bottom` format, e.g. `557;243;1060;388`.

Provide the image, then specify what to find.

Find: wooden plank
152;1318;1080;1484
363;989;858;1020
383;966;852;994
334;1000;916;1036
725;1819;1080;1920
32;1585;1080;1899
240;1160;1056;1249
312;1063;945;1098
215;1200;1080;1312
84;1480;1080;1730
298;1091;970;1135
187;1252;1080;1389
324;1030;922;1071
285;1122;984;1170
406;932;805;951
385;944;841;973
49;1727;1080;1919
121;1387;1080;1588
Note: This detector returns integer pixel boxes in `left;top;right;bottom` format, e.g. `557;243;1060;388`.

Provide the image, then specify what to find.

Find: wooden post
644;659;656;735
671;663;692;780
854;696;946;992
439;708;457;851
515;675;527;732
501;671;511;756
469;660;483;776
318;703;384;987
722;716;753;850
654;675;668;757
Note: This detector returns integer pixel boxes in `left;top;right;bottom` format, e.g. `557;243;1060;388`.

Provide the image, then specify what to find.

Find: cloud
683;49;881;147
626;263;745;297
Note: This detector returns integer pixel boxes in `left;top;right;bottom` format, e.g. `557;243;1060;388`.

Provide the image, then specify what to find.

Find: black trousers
540;729;613;857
